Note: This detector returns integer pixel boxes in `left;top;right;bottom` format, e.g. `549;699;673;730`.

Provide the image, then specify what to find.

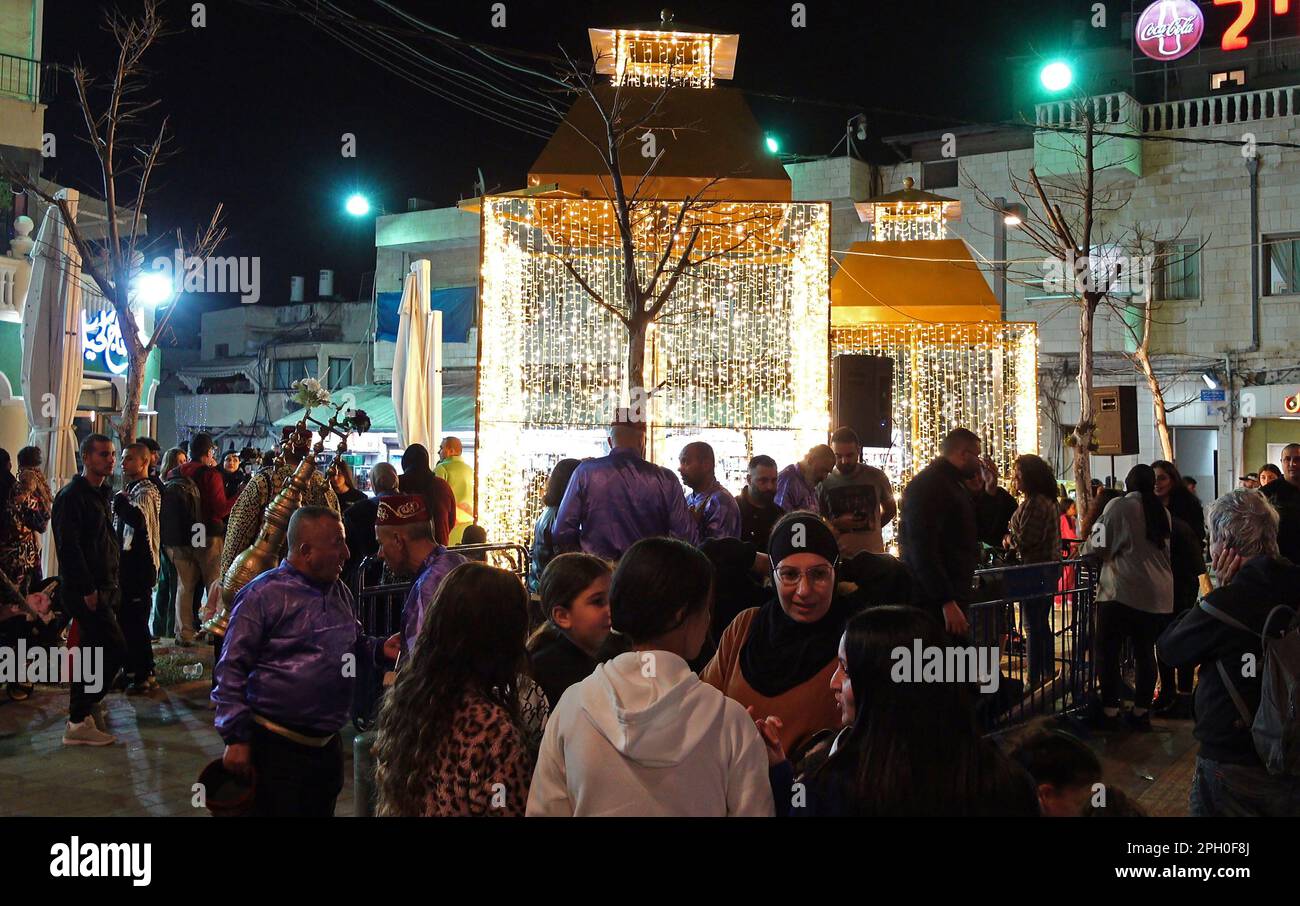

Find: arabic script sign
82;308;129;376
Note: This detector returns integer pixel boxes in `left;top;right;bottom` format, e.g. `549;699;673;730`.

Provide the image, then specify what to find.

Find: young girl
527;553;615;708
375;562;537;816
759;606;1039;817
527;537;773;817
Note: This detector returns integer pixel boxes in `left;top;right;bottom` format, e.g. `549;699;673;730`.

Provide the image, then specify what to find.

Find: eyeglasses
773;565;835;588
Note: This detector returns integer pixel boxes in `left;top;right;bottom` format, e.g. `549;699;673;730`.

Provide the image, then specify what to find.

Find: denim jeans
1005;563;1061;686
1190;755;1300;817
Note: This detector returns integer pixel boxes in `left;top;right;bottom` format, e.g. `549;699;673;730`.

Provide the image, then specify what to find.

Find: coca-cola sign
1135;0;1205;61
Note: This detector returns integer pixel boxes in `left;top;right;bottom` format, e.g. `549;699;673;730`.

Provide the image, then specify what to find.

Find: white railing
1036;93;1139;128
0;256;28;315
1141;86;1297;131
1036;87;1299;133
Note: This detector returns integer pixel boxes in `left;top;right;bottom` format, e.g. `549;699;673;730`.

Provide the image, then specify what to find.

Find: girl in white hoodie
526;537;774;817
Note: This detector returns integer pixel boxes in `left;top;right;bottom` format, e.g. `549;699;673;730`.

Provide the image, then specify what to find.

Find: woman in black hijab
701;511;863;760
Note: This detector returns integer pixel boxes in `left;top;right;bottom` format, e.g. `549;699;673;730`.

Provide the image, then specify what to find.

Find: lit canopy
831;238;1000;326
588;14;739;88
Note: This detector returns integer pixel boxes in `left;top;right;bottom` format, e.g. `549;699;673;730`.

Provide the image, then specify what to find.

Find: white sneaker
63;717;116;746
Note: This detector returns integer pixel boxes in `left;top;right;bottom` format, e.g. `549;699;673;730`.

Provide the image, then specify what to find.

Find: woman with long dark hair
527;552;617;707
529;458;581;594
329;460;367;512
375;562;536;816
759;606;1039;816
1003;454;1062;687
1082;464;1173;729
527;537;773;816
1151;460;1205;714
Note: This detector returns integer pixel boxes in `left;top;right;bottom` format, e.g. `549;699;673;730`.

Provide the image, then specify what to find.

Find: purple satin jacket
775;463;821;515
212;560;389;743
687;480;742;541
553;447;698;560
401;546;468;654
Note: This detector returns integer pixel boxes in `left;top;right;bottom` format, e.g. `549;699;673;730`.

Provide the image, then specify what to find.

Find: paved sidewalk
0;679;357;817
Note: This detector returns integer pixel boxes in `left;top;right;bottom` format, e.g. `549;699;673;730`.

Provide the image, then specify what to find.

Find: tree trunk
118;343;148;445
1073;298;1096;497
626;315;648;407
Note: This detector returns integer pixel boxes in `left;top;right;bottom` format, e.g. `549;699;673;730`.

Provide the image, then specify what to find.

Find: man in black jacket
1157;488;1300;817
899;428;982;636
53;434;127;746
1261;443;1300;564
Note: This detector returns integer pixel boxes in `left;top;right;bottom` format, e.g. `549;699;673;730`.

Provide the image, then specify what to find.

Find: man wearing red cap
374;494;467;655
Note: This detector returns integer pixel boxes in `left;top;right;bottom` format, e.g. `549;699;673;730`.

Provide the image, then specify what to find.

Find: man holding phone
817;426;896;556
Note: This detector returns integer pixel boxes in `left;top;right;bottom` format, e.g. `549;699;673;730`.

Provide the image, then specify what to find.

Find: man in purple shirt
373;494;467;655
678;441;742;541
213;506;399;816
554;414;698;560
775;444;835;514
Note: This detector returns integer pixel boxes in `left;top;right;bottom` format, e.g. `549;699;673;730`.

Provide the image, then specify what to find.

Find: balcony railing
0;52;42;103
1036;86;1300;134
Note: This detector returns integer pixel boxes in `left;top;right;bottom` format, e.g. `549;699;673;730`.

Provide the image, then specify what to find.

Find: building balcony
0;52;47;104
1034;92;1143;178
0;255;30;318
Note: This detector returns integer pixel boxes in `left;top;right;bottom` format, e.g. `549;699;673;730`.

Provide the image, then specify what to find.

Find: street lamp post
993;198;1026;319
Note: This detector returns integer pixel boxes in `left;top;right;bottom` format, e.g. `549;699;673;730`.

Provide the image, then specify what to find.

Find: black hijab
739;591;860;698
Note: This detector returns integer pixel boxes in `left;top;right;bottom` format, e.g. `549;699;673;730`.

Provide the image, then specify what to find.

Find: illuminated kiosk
475;16;831;546
832;179;1038;488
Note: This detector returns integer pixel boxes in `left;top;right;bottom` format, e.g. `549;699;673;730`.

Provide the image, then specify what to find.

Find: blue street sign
1200;389;1225;403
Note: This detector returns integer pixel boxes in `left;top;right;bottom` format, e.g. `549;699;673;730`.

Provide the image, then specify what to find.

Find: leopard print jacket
421;691;538;817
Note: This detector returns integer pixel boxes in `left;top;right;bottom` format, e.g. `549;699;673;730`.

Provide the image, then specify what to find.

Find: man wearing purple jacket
679;441;742;541
213;506;399;816
774;444;835;515
554;414;698;560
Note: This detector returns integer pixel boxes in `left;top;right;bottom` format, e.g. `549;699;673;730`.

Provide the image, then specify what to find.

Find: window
1210;70;1246;91
327;356;353;390
923;160;958;190
215;343;229;358
1154;240;1200;301
1266;235;1300;296
273;356;317;390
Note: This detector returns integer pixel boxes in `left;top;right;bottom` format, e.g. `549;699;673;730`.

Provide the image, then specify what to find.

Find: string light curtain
478;195;830;546
612;31;716;88
831;322;1039;489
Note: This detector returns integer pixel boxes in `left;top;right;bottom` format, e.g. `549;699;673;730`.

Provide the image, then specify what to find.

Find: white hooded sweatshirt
526;650;775;817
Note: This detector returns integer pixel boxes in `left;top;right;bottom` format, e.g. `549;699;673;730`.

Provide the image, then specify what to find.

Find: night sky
43;0;1078;339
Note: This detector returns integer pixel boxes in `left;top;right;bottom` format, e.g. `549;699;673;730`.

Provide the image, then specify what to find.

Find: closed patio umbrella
391;258;441;451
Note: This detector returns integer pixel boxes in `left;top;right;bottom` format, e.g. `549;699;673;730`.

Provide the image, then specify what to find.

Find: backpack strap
1215;660;1255;729
1200;599;1258;729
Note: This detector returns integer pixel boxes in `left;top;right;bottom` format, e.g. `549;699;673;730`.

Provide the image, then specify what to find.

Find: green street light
345;193;372;217
1039;61;1073;93
765;134;780;154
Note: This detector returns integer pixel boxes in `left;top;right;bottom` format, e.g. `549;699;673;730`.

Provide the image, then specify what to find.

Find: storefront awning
830;238;999;326
175;357;260;392
273;383;476;435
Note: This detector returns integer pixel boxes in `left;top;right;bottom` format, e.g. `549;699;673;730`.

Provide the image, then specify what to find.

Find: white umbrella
21;188;86;578
391;258;442;452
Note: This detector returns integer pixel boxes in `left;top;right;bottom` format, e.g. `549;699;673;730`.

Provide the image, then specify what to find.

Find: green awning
273;383;475;434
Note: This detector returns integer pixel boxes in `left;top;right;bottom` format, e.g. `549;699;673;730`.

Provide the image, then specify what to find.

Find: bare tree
969;96;1137;495
551;53;780;404
2;1;224;442
1109;220;1209;462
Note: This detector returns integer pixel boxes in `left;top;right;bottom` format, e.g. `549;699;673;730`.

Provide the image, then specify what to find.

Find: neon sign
1214;0;1299;52
1136;1;1206;60
82;308;130;376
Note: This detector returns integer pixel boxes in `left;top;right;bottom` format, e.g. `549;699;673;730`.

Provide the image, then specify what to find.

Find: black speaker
833;355;893;448
1089;386;1139;456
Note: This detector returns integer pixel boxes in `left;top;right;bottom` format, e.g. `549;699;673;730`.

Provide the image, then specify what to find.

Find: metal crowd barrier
349;543;531;731
968;555;1099;732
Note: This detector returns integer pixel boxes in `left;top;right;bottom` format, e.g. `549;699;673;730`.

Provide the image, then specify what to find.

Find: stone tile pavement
0;678;357;818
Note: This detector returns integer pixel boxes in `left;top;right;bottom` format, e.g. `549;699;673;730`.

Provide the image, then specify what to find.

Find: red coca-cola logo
1135;0;1205;61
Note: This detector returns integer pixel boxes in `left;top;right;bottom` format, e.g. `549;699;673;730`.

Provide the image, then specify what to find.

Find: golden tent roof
830;238;999;326
527;86;790;202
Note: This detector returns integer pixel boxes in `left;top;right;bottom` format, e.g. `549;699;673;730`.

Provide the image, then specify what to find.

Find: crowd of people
6;417;1300;819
